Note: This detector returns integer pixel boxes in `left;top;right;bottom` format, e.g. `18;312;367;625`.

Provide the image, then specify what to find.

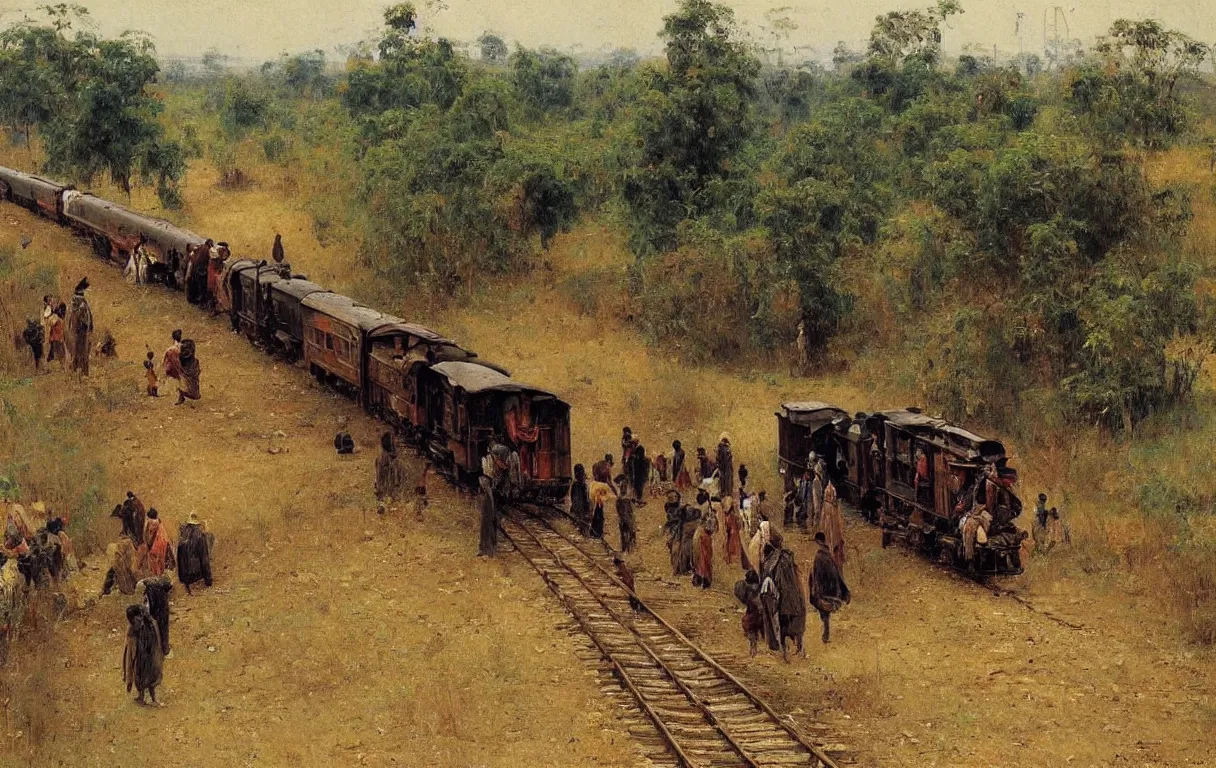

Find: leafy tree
759;98;889;352
219;77;269;137
867;0;962;66
278;50;331;98
1070;19;1209;148
0;7;186;204
622;0;759;256
477;32;507;64
509;46;577;118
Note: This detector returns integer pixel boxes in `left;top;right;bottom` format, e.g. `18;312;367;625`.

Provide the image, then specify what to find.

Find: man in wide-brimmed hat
176;512;213;594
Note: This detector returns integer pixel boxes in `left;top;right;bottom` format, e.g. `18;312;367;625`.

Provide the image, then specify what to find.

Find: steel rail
506;505;841;768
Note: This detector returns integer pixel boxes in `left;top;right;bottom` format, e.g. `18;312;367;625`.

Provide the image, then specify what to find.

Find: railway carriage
61;191;203;282
223;259;282;338
0;167;67;218
266;278;329;361
779;402;1026;575
419;361;572;501
776;401;850;494
365;322;481;432
866;409;1024;574
300;293;386;395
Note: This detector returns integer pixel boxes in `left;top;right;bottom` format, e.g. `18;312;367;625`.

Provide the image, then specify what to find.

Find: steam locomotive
0;165;572;501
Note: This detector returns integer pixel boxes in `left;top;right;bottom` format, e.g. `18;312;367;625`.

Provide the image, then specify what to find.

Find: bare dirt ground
1;159;1214;768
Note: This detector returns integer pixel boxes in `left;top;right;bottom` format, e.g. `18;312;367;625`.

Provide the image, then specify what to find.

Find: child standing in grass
143;350;159;397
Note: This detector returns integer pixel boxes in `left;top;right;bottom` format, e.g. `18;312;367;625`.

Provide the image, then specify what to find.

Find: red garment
675;469;692;490
143;519;171;576
505;405;539;444
207;258;223;295
723;509;742;565
163;344;182;380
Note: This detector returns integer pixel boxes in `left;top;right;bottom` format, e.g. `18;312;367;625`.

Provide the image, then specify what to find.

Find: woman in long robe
734;572;764;656
693;514;715;589
616;493;637;553
375;433;409;512
177;514;214;593
763;534;806;661
139;576;173;656
589;481;613;539
102;535;143;596
747;520;772;575
671;441;691;491
68;291;93;376
176;339;201;405
122;604;164;704
678;507;699;577
477;477;497;556
663;493;685;575
143;510;172;577
819;481;847;570
721;496;742;566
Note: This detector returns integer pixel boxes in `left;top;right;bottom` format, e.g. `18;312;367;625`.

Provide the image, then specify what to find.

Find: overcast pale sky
0;0;1209;61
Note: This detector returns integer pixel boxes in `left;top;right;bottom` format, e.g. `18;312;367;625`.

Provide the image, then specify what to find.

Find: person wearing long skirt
616;491;637;553
477;477;498;557
819;480;847;570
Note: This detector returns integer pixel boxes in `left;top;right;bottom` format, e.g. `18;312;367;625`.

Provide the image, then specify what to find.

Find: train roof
271;278;329;301
430;361;556;397
368;319;453;345
302;292;386;332
0;166;66;189
777;401;850;429
65;192;204;246
874;409;1006;462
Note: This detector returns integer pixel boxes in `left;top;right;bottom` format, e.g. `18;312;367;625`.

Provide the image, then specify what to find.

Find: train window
325;333;334;351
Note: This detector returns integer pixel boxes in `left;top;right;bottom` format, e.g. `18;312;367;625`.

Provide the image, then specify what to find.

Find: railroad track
501;507;842;768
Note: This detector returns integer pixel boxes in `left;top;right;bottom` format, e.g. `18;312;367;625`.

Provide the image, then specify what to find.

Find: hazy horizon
0;0;1209;63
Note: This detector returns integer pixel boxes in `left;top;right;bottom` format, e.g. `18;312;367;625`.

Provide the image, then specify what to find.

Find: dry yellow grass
0;208;635;768
3;140;1216;766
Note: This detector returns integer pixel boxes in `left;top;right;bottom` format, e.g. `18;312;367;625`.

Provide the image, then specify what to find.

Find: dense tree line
3;1;1212;432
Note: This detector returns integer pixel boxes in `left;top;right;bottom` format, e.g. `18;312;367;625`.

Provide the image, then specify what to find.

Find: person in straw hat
176;512;213;594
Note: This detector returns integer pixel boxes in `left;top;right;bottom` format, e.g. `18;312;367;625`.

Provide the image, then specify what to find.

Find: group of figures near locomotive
2;165;1026;577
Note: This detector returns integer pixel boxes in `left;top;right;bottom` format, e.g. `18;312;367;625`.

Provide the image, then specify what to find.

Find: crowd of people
18;279;98;378
101;491;215;705
1;484;215;703
557;431;853;662
18;278;203;406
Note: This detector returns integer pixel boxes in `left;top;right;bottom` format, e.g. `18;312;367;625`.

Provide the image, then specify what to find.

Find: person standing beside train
478;448;500;557
68;278;93;377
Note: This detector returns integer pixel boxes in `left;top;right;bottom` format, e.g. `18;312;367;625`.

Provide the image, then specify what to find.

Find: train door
536;425;554;480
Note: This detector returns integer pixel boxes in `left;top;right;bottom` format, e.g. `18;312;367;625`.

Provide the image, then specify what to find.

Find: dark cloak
141;576;173;655
123;604;163;694
810;546;851;613
176;523;213;589
178;341;201;400
763;546;805;638
616;496;637;553
716;441;734;496
477;479;497;556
